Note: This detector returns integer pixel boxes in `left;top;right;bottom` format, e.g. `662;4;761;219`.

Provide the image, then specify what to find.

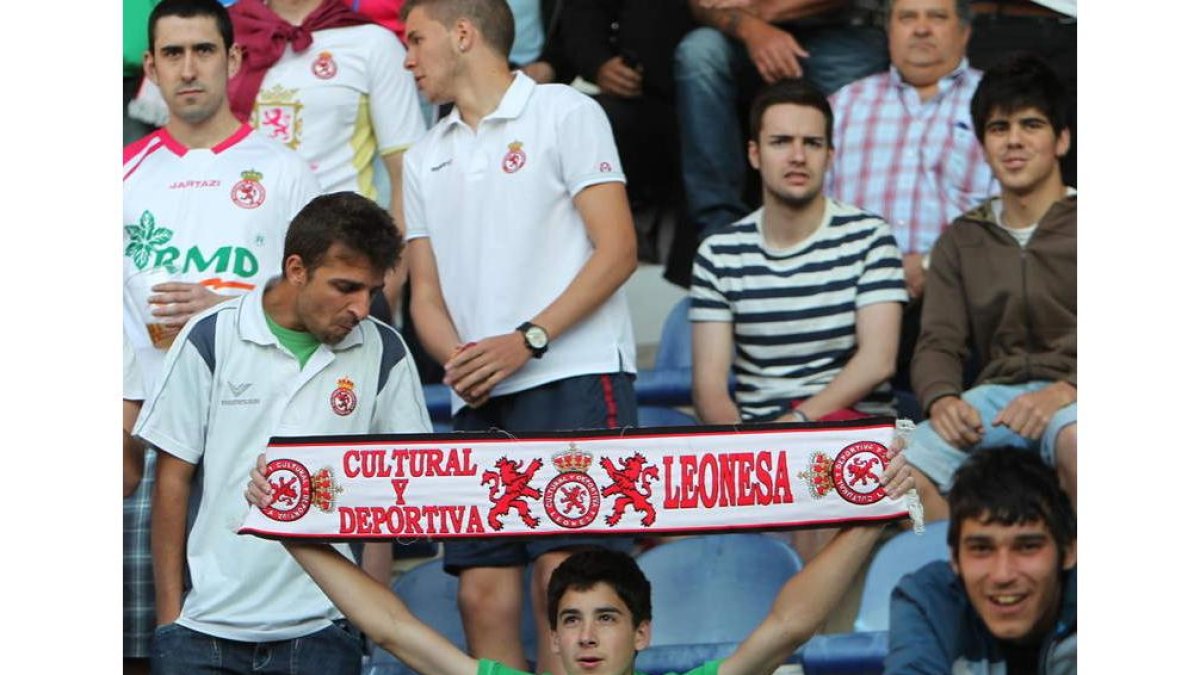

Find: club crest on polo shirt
502;141;527;174
311;51;338;80
331;376;358;416
251;84;305;149
231;169;267;209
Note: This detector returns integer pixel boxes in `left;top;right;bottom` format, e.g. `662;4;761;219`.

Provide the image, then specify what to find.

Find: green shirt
476;658;722;675
265;313;321;367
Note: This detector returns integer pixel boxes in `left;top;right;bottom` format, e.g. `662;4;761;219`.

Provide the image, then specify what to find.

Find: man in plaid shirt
826;0;996;388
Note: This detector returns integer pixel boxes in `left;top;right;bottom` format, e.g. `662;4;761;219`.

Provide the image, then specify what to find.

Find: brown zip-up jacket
912;194;1076;413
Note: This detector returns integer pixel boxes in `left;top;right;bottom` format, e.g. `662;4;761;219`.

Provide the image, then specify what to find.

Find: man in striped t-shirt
690;78;906;559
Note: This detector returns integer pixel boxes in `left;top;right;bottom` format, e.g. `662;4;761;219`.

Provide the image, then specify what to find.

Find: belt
971;2;1075;21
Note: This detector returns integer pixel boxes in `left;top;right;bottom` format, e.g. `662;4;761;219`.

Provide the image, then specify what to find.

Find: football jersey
123;123;320;389
249;23;426;198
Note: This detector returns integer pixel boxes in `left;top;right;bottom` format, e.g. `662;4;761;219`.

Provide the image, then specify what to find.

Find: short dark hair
403;0;515;57
747;78;835;147
148;0;235;53
970;53;1070;144
886;0;972;26
947;449;1076;562
547;549;652;630
282;192;403;276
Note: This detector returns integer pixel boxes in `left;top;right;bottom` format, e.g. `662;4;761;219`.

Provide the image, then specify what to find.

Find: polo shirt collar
237;277;365;351
439;71;536;135
889;58;970;97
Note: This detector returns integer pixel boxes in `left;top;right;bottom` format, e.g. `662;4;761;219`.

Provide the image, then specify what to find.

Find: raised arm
719;449;914;675
284;541;479;675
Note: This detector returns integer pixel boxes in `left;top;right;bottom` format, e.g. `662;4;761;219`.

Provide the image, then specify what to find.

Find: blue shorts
907;381;1078;492
444;373;637;573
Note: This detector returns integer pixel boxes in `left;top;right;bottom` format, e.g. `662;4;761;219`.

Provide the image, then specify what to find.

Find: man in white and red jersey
122;1;319;671
228;0;428;318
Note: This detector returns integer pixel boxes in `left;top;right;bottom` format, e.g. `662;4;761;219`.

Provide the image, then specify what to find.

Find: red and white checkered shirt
827;61;997;255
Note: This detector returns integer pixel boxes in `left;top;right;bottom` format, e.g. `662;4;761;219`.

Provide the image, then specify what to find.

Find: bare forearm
695;386;742;425
756;0;846;23
691;3;759;39
151;456;192;625
285;541;476;675
532;247;636;343
724;527;883;675
796;350;895;421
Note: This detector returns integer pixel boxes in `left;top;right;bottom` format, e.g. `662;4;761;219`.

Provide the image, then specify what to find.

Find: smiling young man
689;78;906;560
135;192;431;674
905;54;1076;521
398;1;640;672
885;449;1076;674
265;451;913;675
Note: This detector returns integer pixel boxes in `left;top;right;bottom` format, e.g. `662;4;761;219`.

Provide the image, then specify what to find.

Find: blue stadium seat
637;406;698;428
853;520;950;632
365;559;465;675
799;631;889;675
634;298;693;407
636;534;802;646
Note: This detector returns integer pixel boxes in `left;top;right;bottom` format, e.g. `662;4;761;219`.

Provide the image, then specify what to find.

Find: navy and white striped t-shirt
689;200;908;422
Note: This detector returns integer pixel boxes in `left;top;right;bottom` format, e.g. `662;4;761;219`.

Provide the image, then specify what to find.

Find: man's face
551;583;650;675
145;15;240;126
404;7;461;105
749;103;832;210
287;244;383;345
888;0;970;87
981;106;1070;196
951;516;1076;643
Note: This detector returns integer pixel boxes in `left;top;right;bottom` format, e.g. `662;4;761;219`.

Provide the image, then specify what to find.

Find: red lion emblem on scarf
600;453;660;527
481;457;543;530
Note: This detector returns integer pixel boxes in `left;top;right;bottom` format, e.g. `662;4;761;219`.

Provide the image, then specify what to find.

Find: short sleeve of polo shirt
688;237;733;323
554;95;625;196
856;222;908;309
132;318;215;465
123;332;145;401
369;324;435;434
401;148;427;240
367;28;427;156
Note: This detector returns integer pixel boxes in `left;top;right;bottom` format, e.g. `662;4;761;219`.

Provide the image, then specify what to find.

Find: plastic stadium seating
799;631;889;675
853;520;950;632
635;533;803;646
633;297;693;407
637;406;699;427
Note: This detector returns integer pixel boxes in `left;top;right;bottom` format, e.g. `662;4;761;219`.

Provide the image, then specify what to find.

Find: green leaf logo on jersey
124;210;174;270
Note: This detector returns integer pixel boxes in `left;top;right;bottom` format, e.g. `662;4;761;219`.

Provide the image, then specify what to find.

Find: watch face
526;326;549;349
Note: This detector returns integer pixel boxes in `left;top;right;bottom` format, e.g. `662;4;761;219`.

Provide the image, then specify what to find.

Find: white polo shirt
250;23;427;198
134;282;432;642
404;72;637;413
123;124;320;391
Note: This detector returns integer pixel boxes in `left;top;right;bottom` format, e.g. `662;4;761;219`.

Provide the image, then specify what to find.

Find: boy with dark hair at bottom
263;453;914;675
885;449;1076;674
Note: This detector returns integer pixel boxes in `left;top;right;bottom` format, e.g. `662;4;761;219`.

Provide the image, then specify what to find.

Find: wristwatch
517;321;549;359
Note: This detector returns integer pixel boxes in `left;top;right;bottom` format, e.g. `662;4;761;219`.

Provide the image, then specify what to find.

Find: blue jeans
674;24;887;238
906;382;1078;492
151;621;362;675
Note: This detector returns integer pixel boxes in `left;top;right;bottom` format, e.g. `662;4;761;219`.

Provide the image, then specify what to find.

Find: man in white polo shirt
122;1;319;670
136;192;431;674
400;2;638;673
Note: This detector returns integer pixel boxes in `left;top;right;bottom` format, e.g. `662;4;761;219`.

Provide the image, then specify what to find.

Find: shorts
906;381;1077;492
444;372;637;573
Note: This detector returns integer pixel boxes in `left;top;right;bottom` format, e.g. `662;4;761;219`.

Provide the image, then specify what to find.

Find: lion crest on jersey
502;141;527;173
252;85;304;150
311;51;337;80
330;377;358;416
231;169;267;209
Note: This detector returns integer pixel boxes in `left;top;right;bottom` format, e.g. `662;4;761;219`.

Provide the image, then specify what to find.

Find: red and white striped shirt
827;61;997;255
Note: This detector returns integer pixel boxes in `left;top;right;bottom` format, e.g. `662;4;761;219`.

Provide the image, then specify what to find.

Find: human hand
992;382;1075;440
595;55;643;98
244;453;273;509
149;281;228;327
929;396;984;449
741;19;808;83
520;60;556;84
881;437;915;499
902;253;926;300
443;333;532;405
